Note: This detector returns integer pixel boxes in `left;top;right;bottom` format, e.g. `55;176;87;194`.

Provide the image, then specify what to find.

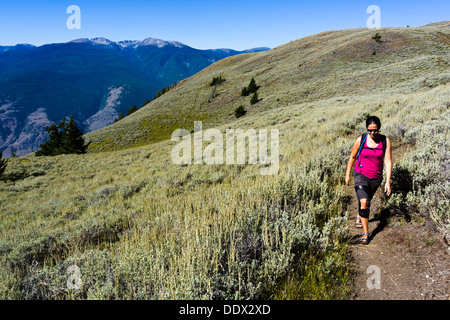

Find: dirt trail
347;186;450;300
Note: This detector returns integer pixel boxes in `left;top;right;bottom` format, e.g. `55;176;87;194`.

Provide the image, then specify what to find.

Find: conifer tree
36;115;89;156
63;115;89;154
127;105;138;116
247;77;258;94
36;121;66;156
234;105;246;118
250;92;259;105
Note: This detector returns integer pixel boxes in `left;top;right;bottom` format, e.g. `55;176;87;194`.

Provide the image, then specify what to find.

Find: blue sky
0;0;448;50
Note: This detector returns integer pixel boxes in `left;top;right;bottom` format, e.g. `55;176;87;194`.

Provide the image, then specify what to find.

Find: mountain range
0;38;269;157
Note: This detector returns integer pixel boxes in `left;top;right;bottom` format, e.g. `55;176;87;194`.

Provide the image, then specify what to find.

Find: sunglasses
367;129;379;133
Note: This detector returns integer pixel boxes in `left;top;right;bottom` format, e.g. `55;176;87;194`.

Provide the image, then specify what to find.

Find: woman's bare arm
384;137;392;196
345;136;362;185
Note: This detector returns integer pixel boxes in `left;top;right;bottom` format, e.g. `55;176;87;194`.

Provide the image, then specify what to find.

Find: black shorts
353;171;382;201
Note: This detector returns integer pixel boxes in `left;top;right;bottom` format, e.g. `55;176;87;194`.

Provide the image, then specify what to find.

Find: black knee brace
355;185;372;211
359;208;370;218
355;184;370;195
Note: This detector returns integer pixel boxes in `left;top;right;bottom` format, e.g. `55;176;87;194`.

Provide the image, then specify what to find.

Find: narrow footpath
347;186;450;300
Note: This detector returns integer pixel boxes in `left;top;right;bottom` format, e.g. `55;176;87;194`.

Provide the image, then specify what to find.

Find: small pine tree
0;152;7;178
241;87;249;96
36;121;66;156
247;77;258;94
210;75;225;87
234;105;246;118
63;115;89;154
152;82;177;101
372;32;382;43
36;115;89;156
127;104;138;116
250;92;259;105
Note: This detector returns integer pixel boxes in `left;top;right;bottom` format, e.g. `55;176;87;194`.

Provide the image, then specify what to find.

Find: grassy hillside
85;23;450;152
1;23;449;299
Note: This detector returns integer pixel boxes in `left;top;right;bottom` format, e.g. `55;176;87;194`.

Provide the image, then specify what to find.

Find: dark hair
366;116;381;129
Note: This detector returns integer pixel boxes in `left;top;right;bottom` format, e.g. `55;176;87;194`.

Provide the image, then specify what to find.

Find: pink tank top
354;137;384;179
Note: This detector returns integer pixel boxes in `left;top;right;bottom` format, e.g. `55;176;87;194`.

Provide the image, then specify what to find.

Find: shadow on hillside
369;207;390;241
1;169;44;182
369;164;414;242
347;208;390;245
348;202;412;245
347;195;412;245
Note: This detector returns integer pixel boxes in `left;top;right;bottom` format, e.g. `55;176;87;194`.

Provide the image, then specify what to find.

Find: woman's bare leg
360;198;370;241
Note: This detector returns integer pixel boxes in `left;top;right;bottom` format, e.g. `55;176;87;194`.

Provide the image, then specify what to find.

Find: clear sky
0;0;448;50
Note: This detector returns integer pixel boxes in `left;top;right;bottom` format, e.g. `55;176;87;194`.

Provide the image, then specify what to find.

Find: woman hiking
345;116;392;245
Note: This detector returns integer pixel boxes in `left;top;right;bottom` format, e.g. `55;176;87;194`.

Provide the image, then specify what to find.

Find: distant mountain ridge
0;37;269;53
69;37;188;49
0;43;37;53
0;38;269;157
